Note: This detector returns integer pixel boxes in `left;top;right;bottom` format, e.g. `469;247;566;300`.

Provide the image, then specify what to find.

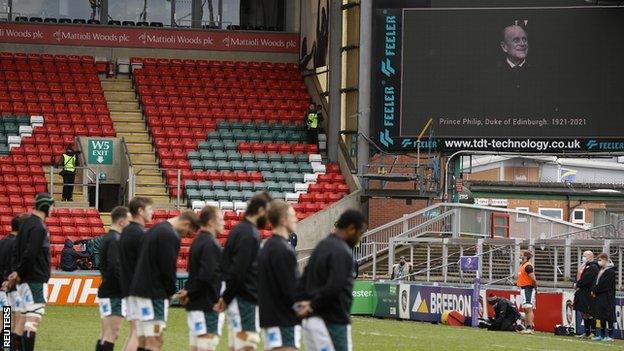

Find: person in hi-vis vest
58;145;80;201
305;103;324;145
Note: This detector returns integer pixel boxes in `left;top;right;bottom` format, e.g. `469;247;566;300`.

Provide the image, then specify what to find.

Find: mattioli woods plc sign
0;22;299;53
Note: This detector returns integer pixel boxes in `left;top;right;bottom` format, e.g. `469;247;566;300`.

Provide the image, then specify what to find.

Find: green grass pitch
34;306;623;350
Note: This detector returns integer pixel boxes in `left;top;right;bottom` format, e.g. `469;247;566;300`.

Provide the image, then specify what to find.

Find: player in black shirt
129;210;200;351
258;200;300;350
295;210;366;351
96;206;131;351
6;193;54;351
214;191;272;351
118;196;153;351
179;205;225;351
0;214;27;350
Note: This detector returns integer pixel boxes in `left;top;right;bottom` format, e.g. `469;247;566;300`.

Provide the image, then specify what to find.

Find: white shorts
98;297;126;318
227;298;260;349
187;310;225;337
302;317;352;351
17;283;46;318
0;291;7;307
262;325;302;350
520;287;536;309
7;291;22;311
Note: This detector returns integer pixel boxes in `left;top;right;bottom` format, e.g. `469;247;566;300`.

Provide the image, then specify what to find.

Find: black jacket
590;265;616;322
258;234;299;328
185;231;222;311
118;221;145;297
489;298;521;331
60;239;90;271
219;219;260;304
129;221;180;299
573;261;599;314
98;230;122;298
0;234;16;280
13;215;50;283
296;234;354;324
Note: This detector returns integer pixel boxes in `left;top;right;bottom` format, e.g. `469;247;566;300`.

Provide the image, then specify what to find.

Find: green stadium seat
212;181;225;190
279;182;295;192
225;181;240;191
268;153;282;163
220;130;234;141
275;172;290;182
188;151;200;160
266;181;281;191
262;171;277;182
190;160;203;170
285;163;299;173
258;162;272;172
230;190;244;201
208;140;224;151
281;154;295;163
16;116;30;125
230;122;244;132
198;141;211;150
271;163;286;173
216;190;230;201
247;132;260;142
0;145;8;155
201;190;216;200
217;121;230;131
198;180;212;190
2;116;16;124
242;190;255;201
299;163;314;173
253;182;267;191
271;192;285;200
226;151;241;162
231;161;245;171
255;153;269;162
224;141;238;151
208;131;221;141
216;160;231;171
257;122;271;131
187;189;202;201
240;181;253;191
4;124;18;134
185;180;198;190
296;154;309;163
275;133;289;143
203;160;217;169
289;173;305;183
233;130;248;141
213;151;228;161
200;150;214;160
241;153;255;162
243;161;258;172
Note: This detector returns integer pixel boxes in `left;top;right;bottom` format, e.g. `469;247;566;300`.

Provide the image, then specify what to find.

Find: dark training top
258;234;300;327
118;221;145;297
129;221;181;299
13;215;50;283
0;234;16;280
219;219;260;304
297;234;355;324
98;229;122;298
184;230;222;311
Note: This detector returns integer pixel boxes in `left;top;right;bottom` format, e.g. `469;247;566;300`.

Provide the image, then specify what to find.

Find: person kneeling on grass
482;294;523;332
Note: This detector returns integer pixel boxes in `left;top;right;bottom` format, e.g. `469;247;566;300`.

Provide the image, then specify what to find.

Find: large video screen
400;7;624;140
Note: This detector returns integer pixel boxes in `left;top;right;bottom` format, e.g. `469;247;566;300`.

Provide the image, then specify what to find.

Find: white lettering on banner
47;278;71;303
429;293;472;316
79;279;99;304
1;29;44;39
67;278;82;303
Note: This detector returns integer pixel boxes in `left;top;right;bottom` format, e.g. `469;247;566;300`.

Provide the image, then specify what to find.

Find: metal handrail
549;224;619;239
49;165;100;210
394;245;512;282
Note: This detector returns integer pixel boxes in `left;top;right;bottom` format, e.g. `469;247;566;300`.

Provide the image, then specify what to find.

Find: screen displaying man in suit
500;25;528;68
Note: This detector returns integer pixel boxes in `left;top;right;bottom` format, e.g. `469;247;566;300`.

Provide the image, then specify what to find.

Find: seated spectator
288;231;298;248
60;239;92;271
391;256;413;281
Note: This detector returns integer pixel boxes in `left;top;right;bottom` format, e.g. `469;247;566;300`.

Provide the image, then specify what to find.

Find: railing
550;224;620;240
355;203;586;266
131;167;182;208
49;165;100;210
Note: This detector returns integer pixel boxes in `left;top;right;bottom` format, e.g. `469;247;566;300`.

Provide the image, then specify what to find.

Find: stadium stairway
101;77;170;205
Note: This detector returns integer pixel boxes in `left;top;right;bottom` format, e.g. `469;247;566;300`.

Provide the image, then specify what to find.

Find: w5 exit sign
88;139;113;165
